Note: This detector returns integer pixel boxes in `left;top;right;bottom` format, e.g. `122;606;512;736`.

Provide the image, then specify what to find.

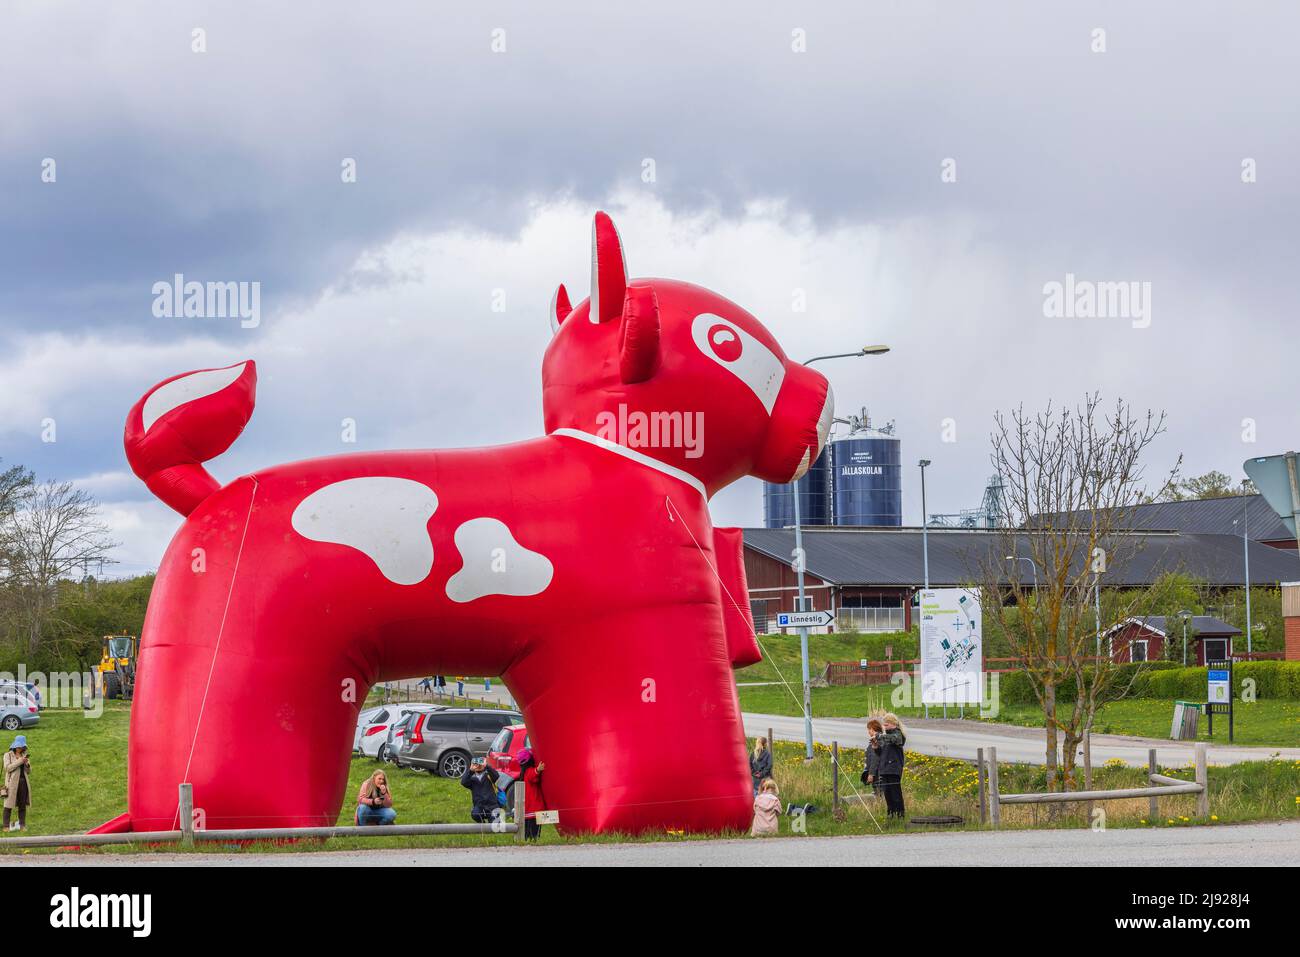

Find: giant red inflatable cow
96;212;833;836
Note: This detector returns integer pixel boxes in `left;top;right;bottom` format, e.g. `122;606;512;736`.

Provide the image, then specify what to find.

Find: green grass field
3;698;1297;855
736;683;1300;748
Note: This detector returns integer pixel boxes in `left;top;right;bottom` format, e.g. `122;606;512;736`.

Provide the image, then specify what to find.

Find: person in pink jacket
750;778;782;836
356;770;395;825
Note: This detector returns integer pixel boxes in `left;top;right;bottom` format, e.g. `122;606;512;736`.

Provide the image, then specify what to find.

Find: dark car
397;708;522;778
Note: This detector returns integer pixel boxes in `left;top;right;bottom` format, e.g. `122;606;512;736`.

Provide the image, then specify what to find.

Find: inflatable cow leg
505;589;755;834
108;478;379;832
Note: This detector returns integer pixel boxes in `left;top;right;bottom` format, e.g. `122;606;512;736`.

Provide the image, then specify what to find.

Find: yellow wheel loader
95;634;138;700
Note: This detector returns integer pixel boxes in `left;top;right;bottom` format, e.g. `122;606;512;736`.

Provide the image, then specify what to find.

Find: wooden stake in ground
988;746;1000;829
1148;748;1159;820
1195;742;1209;819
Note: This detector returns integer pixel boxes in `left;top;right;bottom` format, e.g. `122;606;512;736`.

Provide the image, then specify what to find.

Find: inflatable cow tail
123;361;257;516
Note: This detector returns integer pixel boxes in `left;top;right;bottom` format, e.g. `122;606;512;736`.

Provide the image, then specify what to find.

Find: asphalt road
743;712;1300;767
17;821;1298;867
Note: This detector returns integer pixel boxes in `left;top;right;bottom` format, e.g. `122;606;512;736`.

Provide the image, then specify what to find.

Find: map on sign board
918;588;983;705
1207;668;1230;704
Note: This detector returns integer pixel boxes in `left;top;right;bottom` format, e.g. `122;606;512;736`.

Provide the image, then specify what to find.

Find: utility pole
919;459;931;719
1242;483;1253;653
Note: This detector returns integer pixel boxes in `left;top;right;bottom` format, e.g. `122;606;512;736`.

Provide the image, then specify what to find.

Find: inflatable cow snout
100;212;832;836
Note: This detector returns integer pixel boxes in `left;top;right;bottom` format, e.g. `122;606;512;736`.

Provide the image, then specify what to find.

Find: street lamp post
1177;609;1193;666
791;346;889;759
918;460;932;589
1094;577;1102;658
1005;555;1039;593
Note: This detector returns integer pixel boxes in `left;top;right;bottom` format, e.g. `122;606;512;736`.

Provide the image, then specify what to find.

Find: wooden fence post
1194;742;1209;819
178;782;194;848
1147;749;1159;820
514;777;527;843
976;747;986;825
987;746;1000;829
832;741;840;814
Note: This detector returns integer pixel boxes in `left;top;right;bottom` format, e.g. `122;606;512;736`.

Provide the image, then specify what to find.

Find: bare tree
978;395;1180;790
0;479;117;657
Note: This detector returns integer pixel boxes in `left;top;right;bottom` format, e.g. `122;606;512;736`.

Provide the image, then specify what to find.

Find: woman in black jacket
872;714;907;818
749;737;773;795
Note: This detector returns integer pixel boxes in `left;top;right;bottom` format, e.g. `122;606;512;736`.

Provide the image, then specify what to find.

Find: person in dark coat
861;719;883;795
749;737;773;795
461;759;501;823
872;714;907;818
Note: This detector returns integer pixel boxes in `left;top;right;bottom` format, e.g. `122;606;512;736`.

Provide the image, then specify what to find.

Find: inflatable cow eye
707;324;743;362
691;313;785;414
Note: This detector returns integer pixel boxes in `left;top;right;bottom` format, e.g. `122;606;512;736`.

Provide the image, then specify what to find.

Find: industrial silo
762;447;832;528
831;411;902;526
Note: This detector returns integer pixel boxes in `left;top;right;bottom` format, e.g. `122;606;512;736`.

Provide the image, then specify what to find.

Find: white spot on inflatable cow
445;517;554;603
290;477;438;586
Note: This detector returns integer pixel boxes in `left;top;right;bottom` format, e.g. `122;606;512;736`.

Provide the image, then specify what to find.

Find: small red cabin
1107;616;1240;666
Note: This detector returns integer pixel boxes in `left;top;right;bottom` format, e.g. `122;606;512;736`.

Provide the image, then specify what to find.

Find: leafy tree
1162;470;1255;501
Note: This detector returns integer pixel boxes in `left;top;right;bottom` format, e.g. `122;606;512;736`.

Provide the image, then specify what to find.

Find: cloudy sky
2;1;1296;575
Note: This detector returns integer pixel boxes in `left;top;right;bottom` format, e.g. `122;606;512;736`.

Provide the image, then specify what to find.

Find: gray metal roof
742;526;1300;588
1130;616;1241;637
1040;495;1293;542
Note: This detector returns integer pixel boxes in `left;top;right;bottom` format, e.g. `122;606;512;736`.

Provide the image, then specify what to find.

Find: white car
353;706;388;754
357;703;442;761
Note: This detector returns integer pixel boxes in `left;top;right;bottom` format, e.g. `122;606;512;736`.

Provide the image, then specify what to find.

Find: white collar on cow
551;428;707;498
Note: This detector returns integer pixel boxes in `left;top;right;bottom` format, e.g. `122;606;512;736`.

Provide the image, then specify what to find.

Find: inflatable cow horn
589;210;626;324
549;283;572;333
587;211;661;382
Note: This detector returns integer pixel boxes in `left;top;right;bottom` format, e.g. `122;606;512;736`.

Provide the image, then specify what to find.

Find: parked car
0;689;40;732
382;705;444;765
353;705;388;754
357;703;439;760
398;708;521;778
0;681;38;710
486;723;530;776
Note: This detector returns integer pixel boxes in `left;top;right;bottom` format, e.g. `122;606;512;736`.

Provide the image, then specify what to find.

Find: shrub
1141;660;1300;701
995;661;1179;707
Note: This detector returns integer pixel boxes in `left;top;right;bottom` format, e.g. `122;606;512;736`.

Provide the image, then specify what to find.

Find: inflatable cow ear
549;284;572;334
589;210;627;324
619;284;661;383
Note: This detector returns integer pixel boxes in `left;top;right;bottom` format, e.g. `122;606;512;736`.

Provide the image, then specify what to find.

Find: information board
918;588;983;705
